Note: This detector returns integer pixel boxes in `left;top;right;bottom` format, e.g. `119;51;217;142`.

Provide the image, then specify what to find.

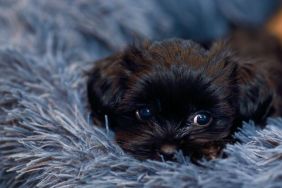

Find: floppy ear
210;41;274;123
87;54;126;126
87;46;146;126
236;60;273;123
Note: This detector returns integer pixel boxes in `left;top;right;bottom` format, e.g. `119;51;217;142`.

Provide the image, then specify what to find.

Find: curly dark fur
87;37;282;161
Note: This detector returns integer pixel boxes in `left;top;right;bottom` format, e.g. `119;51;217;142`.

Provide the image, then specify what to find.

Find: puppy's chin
119;139;224;162
115;127;229;162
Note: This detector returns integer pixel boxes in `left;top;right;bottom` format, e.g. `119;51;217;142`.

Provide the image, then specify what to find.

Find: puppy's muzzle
159;144;177;160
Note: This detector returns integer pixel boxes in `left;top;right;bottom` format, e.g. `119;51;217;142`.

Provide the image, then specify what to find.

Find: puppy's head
87;39;273;161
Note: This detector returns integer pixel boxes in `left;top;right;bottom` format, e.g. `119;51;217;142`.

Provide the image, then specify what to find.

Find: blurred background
0;0;281;60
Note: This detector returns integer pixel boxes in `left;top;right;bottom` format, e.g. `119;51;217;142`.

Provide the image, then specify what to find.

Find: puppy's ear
236;60;273;123
210;42;273;123
87;46;147;126
87;54;124;126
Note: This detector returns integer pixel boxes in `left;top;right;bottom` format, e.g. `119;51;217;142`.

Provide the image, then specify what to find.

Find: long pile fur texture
0;1;282;187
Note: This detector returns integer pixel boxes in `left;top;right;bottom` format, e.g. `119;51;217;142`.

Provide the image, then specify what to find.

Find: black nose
159;144;177;160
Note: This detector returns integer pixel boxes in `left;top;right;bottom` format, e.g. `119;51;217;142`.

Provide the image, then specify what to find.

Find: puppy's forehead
139;39;235;87
123;39;235;108
134;66;216;107
148;39;207;56
147;39;209;67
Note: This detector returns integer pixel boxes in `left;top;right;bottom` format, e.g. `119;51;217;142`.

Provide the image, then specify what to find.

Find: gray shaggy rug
0;0;282;187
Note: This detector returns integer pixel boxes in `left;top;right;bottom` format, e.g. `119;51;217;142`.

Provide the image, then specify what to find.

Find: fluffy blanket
0;1;282;187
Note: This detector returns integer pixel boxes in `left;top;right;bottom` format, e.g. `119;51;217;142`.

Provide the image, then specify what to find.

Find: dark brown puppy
87;36;282;161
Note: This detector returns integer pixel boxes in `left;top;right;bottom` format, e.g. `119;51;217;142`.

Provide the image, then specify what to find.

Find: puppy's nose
160;144;177;159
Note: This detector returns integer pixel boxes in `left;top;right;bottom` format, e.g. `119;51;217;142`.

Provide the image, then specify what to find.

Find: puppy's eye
193;112;212;126
136;107;153;120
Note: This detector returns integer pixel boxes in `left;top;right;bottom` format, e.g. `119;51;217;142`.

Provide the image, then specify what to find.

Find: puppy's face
87;39;273;161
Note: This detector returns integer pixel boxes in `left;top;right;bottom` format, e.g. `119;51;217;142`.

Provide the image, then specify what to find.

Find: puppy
87;35;282;161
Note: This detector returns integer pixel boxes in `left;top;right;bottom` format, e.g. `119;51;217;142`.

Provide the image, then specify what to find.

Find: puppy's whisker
159;154;165;162
104;114;110;135
175;120;183;130
176;127;192;138
117;141;151;152
146;121;166;138
148;121;162;131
